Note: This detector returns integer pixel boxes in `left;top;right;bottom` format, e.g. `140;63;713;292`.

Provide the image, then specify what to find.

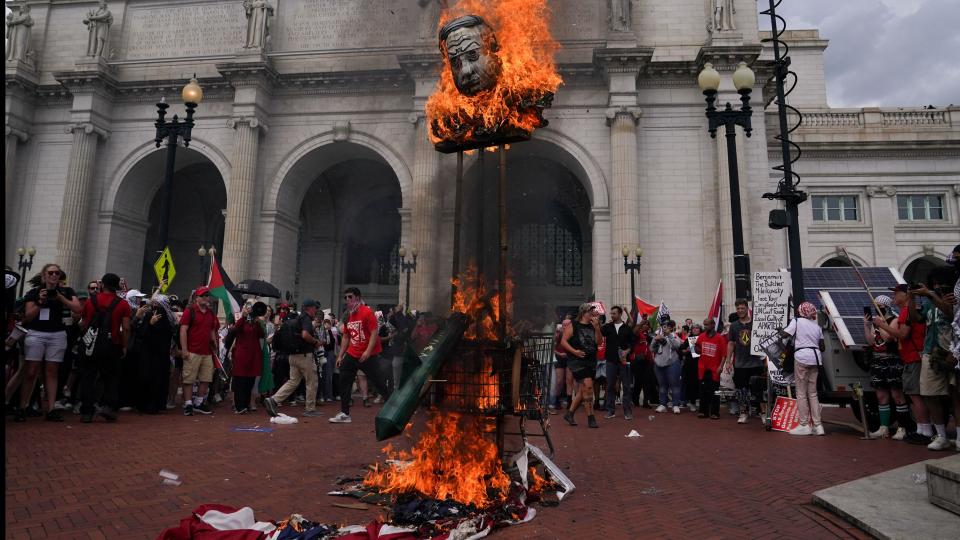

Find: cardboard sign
750;271;790;356
770;396;801;432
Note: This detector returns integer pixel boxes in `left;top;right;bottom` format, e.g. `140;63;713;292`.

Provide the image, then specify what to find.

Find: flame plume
451;264;513;341
428;0;562;150
364;412;510;508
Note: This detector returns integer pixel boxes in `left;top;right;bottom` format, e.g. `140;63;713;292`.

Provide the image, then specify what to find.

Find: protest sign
770;396;801;432
750;271;791;356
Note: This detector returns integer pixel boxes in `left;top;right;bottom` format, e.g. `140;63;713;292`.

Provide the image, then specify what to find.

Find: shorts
920;353;955;396
24;330;67;363
568;358;596;382
870;352;904;390
554;355;568;369
901;362;921;395
182;353;214;384
733;365;764;389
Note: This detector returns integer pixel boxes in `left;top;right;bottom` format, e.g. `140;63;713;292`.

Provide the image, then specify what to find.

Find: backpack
272;317;302;354
81;295;122;359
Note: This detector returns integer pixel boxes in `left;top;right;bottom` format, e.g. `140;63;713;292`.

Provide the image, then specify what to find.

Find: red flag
633;296;657;324
707;281;723;328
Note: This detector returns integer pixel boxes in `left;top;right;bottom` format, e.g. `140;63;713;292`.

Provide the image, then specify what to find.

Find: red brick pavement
4;403;942;540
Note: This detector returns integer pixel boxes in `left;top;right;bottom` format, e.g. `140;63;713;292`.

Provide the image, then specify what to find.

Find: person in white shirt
781;302;826;436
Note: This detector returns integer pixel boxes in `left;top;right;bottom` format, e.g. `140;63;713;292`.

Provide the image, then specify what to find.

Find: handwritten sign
770;397;801;432
750;271;790;356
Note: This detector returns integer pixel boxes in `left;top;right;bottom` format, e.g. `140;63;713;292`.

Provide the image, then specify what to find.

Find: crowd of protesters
5;245;959;452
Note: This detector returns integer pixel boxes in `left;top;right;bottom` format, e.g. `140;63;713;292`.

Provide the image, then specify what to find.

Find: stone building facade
5;1;959;319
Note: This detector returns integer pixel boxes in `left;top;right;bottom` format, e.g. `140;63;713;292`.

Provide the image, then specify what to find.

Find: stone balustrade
768;106;956;137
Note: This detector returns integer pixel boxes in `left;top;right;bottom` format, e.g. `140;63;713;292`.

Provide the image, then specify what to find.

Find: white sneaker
892;427;907;441
53;400;68;410
119;406;133;412
329;412;352;423
789;424;813;436
672;406;681;414
813;424;825;436
655;405;667;413
689;403;698;412
927;435;952;451
869;425;889;439
165;401;176;410
737;413;748;424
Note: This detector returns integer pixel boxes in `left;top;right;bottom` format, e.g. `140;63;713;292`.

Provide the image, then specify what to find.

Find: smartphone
863;306;873;319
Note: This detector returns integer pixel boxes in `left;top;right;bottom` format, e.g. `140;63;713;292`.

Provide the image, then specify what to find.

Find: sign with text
770;396;801;432
153;247;176;294
750;271;791;356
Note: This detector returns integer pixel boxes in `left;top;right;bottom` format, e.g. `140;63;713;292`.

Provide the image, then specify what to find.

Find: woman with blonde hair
15;263;81;422
560;303;602;428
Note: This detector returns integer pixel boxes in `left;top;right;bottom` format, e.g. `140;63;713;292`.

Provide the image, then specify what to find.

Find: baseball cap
195;286;211;297
302;298;320;308
888;284;909;293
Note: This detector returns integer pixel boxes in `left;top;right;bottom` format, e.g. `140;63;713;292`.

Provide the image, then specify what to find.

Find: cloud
759;0;960;107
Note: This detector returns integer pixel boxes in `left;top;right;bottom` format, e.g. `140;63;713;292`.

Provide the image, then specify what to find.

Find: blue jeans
654;362;682;407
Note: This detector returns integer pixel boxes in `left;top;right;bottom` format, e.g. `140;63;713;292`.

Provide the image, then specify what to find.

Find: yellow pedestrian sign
153;247;176;293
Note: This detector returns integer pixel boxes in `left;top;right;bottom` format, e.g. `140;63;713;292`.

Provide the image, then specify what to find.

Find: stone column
408;113;443;312
866;185;899;266
222;117;265;280
5;127;29;220
715;123;752;307
56;123;107;278
606;107;641;306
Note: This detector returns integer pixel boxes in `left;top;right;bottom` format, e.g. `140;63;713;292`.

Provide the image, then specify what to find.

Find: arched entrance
461;141;594;323
267;140;407;311
904;255;946;286
820;256;861;268
106;147;227;299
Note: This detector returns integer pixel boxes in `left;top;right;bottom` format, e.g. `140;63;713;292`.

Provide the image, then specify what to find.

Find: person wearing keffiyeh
133;293;177;414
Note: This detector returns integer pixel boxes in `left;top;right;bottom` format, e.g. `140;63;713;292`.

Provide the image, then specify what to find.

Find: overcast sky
759;0;960;108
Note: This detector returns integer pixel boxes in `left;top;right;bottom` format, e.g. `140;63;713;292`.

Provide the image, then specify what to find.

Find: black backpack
81;295;123;359
272;317;302;354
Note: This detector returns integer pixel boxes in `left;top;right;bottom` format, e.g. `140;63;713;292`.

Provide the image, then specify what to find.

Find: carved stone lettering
277;0;415;51
120;3;246;60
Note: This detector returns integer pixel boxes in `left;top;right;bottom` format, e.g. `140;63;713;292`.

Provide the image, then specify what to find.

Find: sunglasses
344;295;355;300
46;270;62;276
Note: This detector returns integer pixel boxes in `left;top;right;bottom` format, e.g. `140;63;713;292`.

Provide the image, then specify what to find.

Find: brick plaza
5;404;933;539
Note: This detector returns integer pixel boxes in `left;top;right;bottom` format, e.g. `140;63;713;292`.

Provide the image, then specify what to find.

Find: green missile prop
375;313;467;441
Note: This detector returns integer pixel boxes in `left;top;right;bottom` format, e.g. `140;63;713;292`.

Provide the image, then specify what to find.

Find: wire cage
427;333;556;457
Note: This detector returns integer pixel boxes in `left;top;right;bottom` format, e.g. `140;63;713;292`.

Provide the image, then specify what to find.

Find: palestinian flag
633;296;657;324
207;254;242;322
707;280;724;329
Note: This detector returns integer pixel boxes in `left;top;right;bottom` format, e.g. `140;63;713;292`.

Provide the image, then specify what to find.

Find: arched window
512;203;583;287
820;256;860;268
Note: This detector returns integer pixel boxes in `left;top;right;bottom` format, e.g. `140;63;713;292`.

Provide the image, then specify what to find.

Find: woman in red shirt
229;302;265;414
695;318;728;419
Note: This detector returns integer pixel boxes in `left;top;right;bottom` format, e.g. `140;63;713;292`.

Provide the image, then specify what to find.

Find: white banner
750;271;791;356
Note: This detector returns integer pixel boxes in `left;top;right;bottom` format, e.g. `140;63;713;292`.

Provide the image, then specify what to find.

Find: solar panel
802;267;905;349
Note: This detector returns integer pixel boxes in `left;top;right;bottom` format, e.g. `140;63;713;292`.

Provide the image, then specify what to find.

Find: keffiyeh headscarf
798;302;817;320
151;293;177;325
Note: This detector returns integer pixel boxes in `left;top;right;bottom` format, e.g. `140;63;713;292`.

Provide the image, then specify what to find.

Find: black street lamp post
15;246;36;297
398;246;418;311
198;245;216;285
153;76;204;268
698;62;755;302
621;246;642;313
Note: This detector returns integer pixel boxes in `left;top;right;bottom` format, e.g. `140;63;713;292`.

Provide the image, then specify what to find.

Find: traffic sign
153;247;176;293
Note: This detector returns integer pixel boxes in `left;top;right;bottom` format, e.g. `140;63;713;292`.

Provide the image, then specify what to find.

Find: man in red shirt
178;287;220;416
695;318;728;419
330;287;393;423
78;273;132;423
873;284;931;444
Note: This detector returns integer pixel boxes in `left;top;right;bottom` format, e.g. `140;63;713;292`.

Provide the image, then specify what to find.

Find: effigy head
439;15;501;96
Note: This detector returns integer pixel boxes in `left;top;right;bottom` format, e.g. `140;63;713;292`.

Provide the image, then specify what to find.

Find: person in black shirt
601;306;634;420
560;302;603;428
16;263;80;422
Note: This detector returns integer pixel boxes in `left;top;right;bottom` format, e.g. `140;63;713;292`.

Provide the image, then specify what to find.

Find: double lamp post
697;61;755;302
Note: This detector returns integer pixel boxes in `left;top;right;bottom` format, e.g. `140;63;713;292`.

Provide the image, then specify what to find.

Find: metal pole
404;265;412;311
157;136;178;255
451;151;463;308
498;145;507;342
724;122;750;301
767;0;805;303
629;266;636;315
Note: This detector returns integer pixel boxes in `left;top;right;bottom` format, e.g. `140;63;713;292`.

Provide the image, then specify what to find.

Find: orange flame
364;412;510;508
451;264;513;341
427;0;562;146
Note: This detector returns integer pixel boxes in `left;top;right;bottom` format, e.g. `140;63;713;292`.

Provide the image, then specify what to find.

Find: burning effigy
428;0;562;152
